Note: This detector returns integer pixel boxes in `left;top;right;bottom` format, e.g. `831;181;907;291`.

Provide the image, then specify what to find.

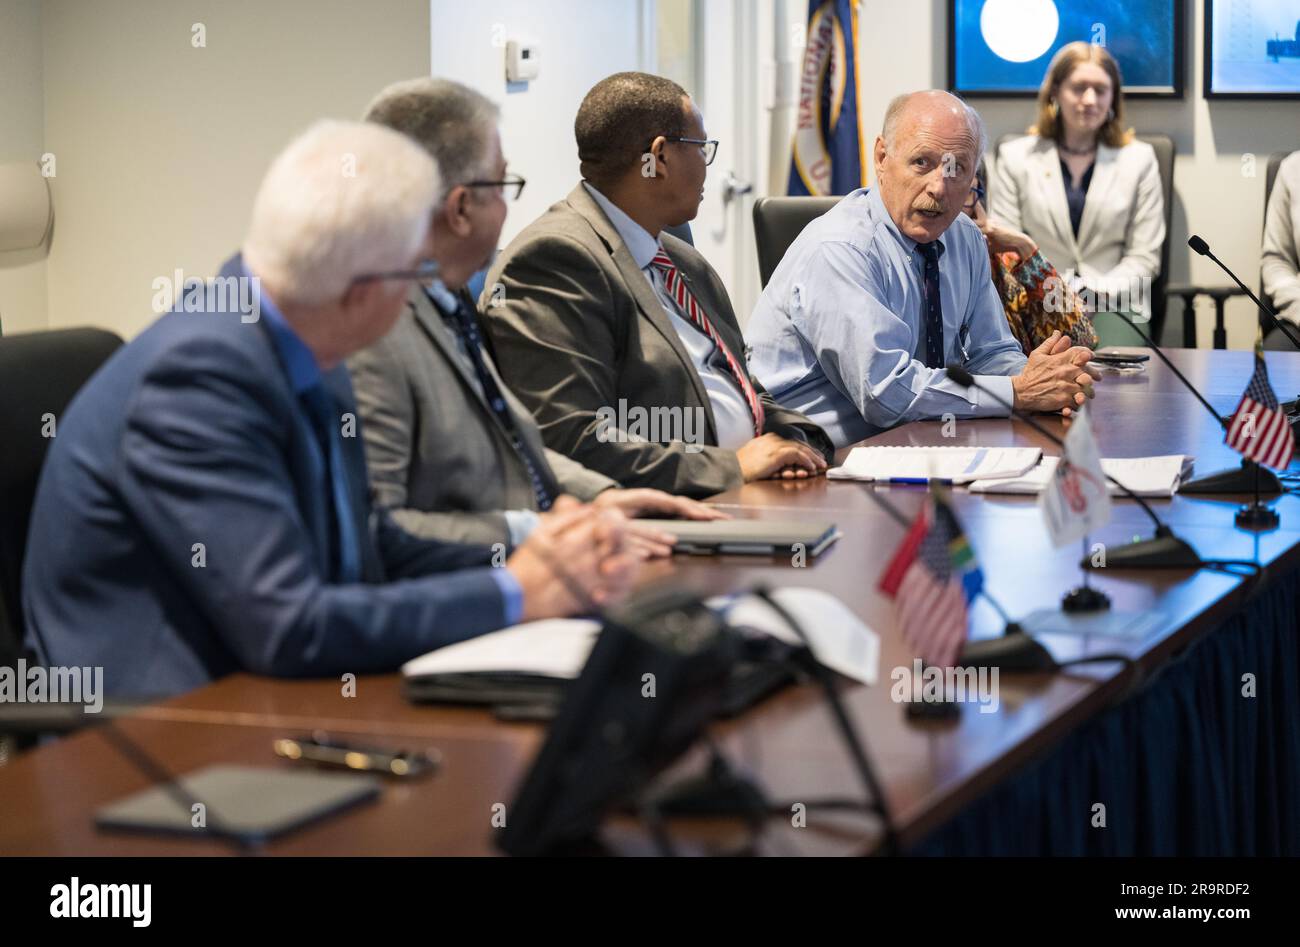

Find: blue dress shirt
746;187;1028;448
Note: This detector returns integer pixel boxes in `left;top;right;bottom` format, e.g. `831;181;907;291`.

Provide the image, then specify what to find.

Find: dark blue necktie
438;292;555;512
918;241;945;369
300;383;361;583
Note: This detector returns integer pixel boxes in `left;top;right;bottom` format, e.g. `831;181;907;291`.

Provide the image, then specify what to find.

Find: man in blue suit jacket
22;121;637;699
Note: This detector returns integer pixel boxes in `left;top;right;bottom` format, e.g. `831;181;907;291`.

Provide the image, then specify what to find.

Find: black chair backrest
0;328;122;665
1261;151;1294;326
663;221;694;247
992;132;1175;341
752;196;842;287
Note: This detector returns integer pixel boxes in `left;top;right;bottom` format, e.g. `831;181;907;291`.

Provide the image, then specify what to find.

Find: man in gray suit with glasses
350;78;721;556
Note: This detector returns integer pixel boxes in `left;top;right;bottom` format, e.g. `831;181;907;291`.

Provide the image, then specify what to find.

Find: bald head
882;90;985;154
873;90;985;243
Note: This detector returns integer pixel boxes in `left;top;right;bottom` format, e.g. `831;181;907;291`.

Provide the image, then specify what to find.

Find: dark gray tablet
95;764;380;843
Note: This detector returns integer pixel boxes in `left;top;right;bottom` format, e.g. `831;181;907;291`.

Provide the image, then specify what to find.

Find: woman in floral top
966;166;1098;354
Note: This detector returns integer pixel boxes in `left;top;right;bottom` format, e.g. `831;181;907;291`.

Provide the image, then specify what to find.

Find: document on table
968;455;1194;497
401;587;880;686
827;446;1042;483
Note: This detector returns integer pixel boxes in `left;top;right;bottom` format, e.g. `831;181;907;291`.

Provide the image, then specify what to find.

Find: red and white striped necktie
649;248;765;436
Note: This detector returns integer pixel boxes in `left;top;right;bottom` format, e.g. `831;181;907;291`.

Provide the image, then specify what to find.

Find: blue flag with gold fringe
788;0;866;196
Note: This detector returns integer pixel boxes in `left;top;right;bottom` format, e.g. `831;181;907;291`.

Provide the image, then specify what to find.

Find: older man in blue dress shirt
749;90;1099;447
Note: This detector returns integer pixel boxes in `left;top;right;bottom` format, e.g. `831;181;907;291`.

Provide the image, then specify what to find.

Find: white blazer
991;134;1165;292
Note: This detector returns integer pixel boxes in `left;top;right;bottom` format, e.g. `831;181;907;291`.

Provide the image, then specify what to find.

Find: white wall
792;0;1297;349
40;0;431;340
429;0;645;249
0;0;48;335
14;0;1290;349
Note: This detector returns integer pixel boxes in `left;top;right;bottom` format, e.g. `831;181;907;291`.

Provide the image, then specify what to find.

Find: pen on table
885;477;954;485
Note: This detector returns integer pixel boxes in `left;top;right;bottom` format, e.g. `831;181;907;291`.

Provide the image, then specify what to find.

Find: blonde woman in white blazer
991;42;1164;337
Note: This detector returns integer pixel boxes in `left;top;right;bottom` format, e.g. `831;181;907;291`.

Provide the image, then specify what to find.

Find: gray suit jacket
481;183;833;498
348;285;615;547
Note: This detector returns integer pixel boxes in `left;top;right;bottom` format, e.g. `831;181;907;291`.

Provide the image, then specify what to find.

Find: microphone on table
1185;234;1300;487
944;365;1202;570
0;697;258;851
1106;309;1283;495
1188;234;1300;352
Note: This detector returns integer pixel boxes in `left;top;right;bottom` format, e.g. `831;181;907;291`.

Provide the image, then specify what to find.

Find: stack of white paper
401;587;880;687
827;445;1042;483
968;455;1194;497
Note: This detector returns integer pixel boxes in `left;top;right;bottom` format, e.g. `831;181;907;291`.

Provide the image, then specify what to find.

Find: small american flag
878;491;983;668
1225;346;1295;471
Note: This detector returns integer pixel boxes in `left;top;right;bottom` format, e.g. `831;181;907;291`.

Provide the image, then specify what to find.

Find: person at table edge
747;90;1100;449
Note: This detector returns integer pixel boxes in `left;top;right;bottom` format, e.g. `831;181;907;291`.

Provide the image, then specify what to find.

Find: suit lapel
413;286;523;434
565;185;719;440
663;241;746;361
410;285;560;499
1075;144;1118;255
410;287;488;404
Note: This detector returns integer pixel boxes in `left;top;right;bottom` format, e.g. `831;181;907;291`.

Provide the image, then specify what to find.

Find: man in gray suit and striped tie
480;72;833;498
349;78;721;555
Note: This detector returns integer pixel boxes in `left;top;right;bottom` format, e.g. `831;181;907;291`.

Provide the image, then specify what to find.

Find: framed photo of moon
948;0;1185;98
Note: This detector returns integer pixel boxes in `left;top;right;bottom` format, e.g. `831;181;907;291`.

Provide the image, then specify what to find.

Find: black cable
1056;652;1145;702
97;720;259;853
749;587;901;856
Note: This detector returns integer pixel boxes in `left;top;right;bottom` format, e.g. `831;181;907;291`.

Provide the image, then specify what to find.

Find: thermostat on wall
506;40;539;83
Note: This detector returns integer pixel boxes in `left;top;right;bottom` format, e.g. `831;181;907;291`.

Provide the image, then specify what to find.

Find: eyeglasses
663;137;719;166
352;259;440;287
963;184;987;209
464;174;527;201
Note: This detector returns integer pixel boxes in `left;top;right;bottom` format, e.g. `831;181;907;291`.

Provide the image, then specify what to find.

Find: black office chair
1163;151;1295;349
752;197;842;287
0;327;123;670
992;132;1176;344
663;221;694;247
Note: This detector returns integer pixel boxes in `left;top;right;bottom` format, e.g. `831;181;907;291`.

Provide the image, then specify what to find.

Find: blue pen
886;477;953;485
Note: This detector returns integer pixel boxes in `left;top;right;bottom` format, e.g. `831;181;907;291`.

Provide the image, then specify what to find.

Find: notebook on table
401;586;881;715
827;446;1042;483
968;455;1194;497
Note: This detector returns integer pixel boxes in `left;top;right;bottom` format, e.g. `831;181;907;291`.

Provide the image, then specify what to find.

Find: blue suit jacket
23;255;509;699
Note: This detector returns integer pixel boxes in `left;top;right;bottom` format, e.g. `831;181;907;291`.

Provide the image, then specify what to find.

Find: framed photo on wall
1205;0;1300;99
949;0;1185;98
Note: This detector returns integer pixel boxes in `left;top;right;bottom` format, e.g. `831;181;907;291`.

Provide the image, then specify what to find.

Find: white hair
882;90;987;159
243;120;439;306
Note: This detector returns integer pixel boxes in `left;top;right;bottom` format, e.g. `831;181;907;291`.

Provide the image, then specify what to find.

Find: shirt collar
582;181;661;270
866;185;949;259
242;260;321;394
423;277;459;316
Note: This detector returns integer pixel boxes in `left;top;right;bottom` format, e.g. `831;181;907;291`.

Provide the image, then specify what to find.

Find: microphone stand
1188;234;1300;350
1182;234;1298;527
1243;460;1279;531
1106;309;1283;499
0;701;259;851
945;366;1203;572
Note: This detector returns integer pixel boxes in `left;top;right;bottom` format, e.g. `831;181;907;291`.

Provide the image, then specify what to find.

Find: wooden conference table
2;349;1299;856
